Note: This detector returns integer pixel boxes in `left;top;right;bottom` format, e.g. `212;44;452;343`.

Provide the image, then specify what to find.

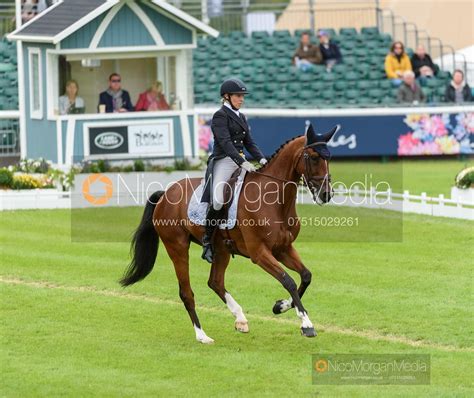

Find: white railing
299;186;474;220
1;185;473;220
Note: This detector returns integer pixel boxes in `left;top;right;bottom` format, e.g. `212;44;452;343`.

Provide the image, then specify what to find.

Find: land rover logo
94;132;124;150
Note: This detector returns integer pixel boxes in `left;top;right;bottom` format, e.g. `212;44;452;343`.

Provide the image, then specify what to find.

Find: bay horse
120;123;339;343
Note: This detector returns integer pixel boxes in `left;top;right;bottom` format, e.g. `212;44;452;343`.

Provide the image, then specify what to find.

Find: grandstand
0;37;18;111
193;27;453;108
0;28;462;111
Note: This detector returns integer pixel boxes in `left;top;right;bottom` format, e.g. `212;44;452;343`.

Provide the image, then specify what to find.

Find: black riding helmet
220;78;249;96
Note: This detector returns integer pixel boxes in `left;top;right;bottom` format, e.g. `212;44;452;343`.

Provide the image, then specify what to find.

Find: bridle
255;141;331;193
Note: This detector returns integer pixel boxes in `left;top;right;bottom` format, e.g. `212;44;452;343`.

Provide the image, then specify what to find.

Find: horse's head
298;123;340;204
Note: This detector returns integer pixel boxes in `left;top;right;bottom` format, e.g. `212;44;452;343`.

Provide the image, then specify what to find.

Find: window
28;48;43;119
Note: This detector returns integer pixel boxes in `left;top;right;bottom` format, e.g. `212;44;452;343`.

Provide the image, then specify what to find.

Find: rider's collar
224;101;240;116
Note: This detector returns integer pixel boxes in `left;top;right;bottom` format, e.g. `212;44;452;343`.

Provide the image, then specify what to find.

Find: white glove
259;158;268;166
241;161;257;173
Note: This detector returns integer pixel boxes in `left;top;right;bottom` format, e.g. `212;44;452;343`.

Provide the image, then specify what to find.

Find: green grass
1;206;473;397
330;159;473;197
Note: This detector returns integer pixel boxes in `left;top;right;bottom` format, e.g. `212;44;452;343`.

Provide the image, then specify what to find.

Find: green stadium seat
361;27;379;36
273;30;291;39
343;56;357;66
321;89;336;101
368;71;385;80
264;82;279;92
252;31;270;41
321;73;336;83
251;59;267;69
297;73;313;83
380;96;397;106
299;90;313;101
333;81;348;91
309;81;327;91
378;80;392;90
286;81;303;92
339;27;357;37
368;88;384;101
345;71;360;81
228;31;246;41
356;97;374;107
356;80;373;91
0;60;20;74
275;74;291;83
437;70;451;80
345;89;359;101
332;63;348;75
275;58;291;68
426;78;442;89
353;48;367;58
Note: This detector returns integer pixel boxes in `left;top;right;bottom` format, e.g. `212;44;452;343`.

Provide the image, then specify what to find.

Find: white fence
1;184;473;220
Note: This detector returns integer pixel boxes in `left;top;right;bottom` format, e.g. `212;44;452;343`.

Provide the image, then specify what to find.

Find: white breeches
212;156;240;210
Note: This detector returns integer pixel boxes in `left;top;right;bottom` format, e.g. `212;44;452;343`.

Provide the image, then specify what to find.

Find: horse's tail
119;190;165;287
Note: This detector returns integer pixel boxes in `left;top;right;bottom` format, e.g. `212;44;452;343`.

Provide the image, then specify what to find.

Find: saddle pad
187;170;246;230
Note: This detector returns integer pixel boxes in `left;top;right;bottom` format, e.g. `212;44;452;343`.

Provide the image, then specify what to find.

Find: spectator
445;69;472;103
385;41;412;86
411;44;436;79
317;29;342;71
292;32;322;72
135;81;170;111
98;73;134;113
59;80;84;115
397;71;426;104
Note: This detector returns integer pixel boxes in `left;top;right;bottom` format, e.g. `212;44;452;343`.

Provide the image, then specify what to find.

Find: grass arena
1;159;473;396
1;0;474;397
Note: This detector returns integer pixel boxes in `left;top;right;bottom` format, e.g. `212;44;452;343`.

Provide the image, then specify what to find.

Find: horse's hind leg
161;235;214;344
273;245;312;315
207;238;249;333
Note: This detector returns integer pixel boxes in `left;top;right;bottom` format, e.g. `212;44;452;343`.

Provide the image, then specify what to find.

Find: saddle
220;168;244;257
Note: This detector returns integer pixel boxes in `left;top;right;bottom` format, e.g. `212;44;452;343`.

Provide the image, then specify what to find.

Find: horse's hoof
272;300;284;314
235;321;249;333
272;299;292;315
301;327;317;337
197;335;215;344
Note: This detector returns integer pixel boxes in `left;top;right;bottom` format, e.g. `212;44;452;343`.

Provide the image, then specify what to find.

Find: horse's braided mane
258;134;303;172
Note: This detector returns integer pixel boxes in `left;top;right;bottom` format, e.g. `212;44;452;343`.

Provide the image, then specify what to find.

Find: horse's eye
310;155;319;161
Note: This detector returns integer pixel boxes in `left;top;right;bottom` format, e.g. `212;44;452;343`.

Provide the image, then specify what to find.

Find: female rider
201;78;267;263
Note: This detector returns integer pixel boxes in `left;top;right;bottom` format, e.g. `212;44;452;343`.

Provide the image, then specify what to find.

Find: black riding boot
201;206;221;263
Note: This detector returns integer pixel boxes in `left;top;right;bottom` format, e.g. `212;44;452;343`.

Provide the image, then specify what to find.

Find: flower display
398;113;473;155
198;116;213;156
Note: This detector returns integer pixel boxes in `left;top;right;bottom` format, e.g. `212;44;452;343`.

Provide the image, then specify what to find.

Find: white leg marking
194;324;214;344
225;292;247;323
295;307;314;329
279;298;293;313
225;292;249;333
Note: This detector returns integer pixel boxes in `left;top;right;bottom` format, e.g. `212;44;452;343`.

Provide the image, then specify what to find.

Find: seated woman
58;80;85;115
135;81;170;111
384;41;412;87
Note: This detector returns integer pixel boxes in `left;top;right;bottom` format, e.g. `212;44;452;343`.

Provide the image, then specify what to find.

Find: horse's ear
305;123;318;145
322;124;341;143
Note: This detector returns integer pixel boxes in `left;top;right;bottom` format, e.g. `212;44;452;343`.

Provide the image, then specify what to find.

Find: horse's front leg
273;245;312;315
252;246;316;337
207;237;249;333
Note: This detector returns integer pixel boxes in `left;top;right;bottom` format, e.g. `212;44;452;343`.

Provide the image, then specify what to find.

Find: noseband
255;141;331;190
